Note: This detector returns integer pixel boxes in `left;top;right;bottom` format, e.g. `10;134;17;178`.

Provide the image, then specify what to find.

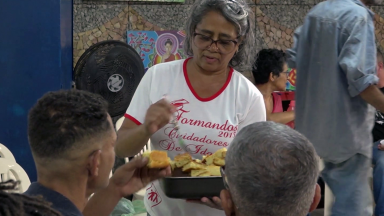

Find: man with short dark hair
24;90;170;216
220;122;321;216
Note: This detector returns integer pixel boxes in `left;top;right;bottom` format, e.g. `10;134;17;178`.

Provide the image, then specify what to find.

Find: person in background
252;48;294;125
115;0;266;215
287;0;383;215
0;180;63;216
372;49;384;216
220;121;321;216
24;90;170;216
373;49;384;142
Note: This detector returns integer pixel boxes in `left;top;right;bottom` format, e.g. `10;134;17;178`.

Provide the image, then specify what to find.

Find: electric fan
73;40;145;118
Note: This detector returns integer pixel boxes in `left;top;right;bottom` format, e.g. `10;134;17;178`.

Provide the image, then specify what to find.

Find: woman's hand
187;197;223;210
110;157;171;197
83;157;171;216
143;99;176;135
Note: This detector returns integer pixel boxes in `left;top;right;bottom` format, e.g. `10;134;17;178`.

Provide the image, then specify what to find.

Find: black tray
159;168;225;199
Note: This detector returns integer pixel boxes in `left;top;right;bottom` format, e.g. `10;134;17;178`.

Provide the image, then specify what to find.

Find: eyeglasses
193;33;238;54
283;70;290;77
220;166;230;190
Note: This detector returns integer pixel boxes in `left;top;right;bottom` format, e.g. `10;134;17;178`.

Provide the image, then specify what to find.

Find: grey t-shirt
287;0;378;163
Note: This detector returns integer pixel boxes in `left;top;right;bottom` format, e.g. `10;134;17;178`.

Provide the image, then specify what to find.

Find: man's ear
87;150;101;178
309;183;321;212
220;189;235;216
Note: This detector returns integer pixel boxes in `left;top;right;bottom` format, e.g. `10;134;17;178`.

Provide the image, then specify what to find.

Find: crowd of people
1;0;384;215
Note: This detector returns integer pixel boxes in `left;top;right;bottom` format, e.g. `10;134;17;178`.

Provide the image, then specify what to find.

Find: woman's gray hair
226;122;319;216
183;0;256;71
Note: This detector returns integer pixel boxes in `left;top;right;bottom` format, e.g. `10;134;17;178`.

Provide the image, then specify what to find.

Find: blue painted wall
0;0;73;182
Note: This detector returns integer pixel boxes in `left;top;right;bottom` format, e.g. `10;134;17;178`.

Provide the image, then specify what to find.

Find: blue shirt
24;182;83;216
287;0;378;163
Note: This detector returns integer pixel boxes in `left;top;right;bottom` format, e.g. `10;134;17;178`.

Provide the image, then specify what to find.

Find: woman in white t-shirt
115;0;266;215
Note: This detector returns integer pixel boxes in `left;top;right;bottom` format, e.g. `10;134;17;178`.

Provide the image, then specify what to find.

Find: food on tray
213;157;225;166
142;150;171;169
171;148;227;177
182;161;206;172
174;153;192;168
191;169;211;177
190;165;221;177
170;161;176;171
202;148;227;166
202;155;214;165
204;165;221;176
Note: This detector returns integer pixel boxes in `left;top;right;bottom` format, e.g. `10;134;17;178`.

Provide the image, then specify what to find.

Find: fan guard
74;40;145;118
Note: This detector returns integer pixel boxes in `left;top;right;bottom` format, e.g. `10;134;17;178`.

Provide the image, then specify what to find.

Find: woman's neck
186;58;230;98
188;58;229;77
256;83;274;98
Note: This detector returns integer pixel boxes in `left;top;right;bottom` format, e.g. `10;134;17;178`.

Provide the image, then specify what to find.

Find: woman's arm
115;119;150;158
115;99;175;158
266;111;295;124
114;66;171;158
263;93;294;124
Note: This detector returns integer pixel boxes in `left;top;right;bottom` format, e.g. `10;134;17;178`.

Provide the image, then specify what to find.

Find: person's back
0;180;62;216
23;89;170;216
287;0;376;163
286;0;379;215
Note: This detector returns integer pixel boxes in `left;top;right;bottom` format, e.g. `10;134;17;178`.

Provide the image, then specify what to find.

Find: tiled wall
73;0;384;79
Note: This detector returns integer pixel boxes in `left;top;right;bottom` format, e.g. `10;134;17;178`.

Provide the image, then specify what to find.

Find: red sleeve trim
124;114;142;125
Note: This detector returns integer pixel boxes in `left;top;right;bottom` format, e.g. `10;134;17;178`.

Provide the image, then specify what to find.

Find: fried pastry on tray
204;166;221;176
170;161;176;171
191;169;211;177
182;161;206;172
202;148;227;166
142;150;171;169
170;148;227;177
213;148;227;158
174;153;192;168
190;166;221;177
203;154;215;165
213;157;225;166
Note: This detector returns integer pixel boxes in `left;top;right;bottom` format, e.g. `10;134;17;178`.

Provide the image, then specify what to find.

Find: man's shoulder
309;0;371;22
24;183;83;216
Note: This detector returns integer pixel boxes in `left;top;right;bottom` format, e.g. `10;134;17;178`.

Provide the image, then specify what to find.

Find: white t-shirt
125;58;266;216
